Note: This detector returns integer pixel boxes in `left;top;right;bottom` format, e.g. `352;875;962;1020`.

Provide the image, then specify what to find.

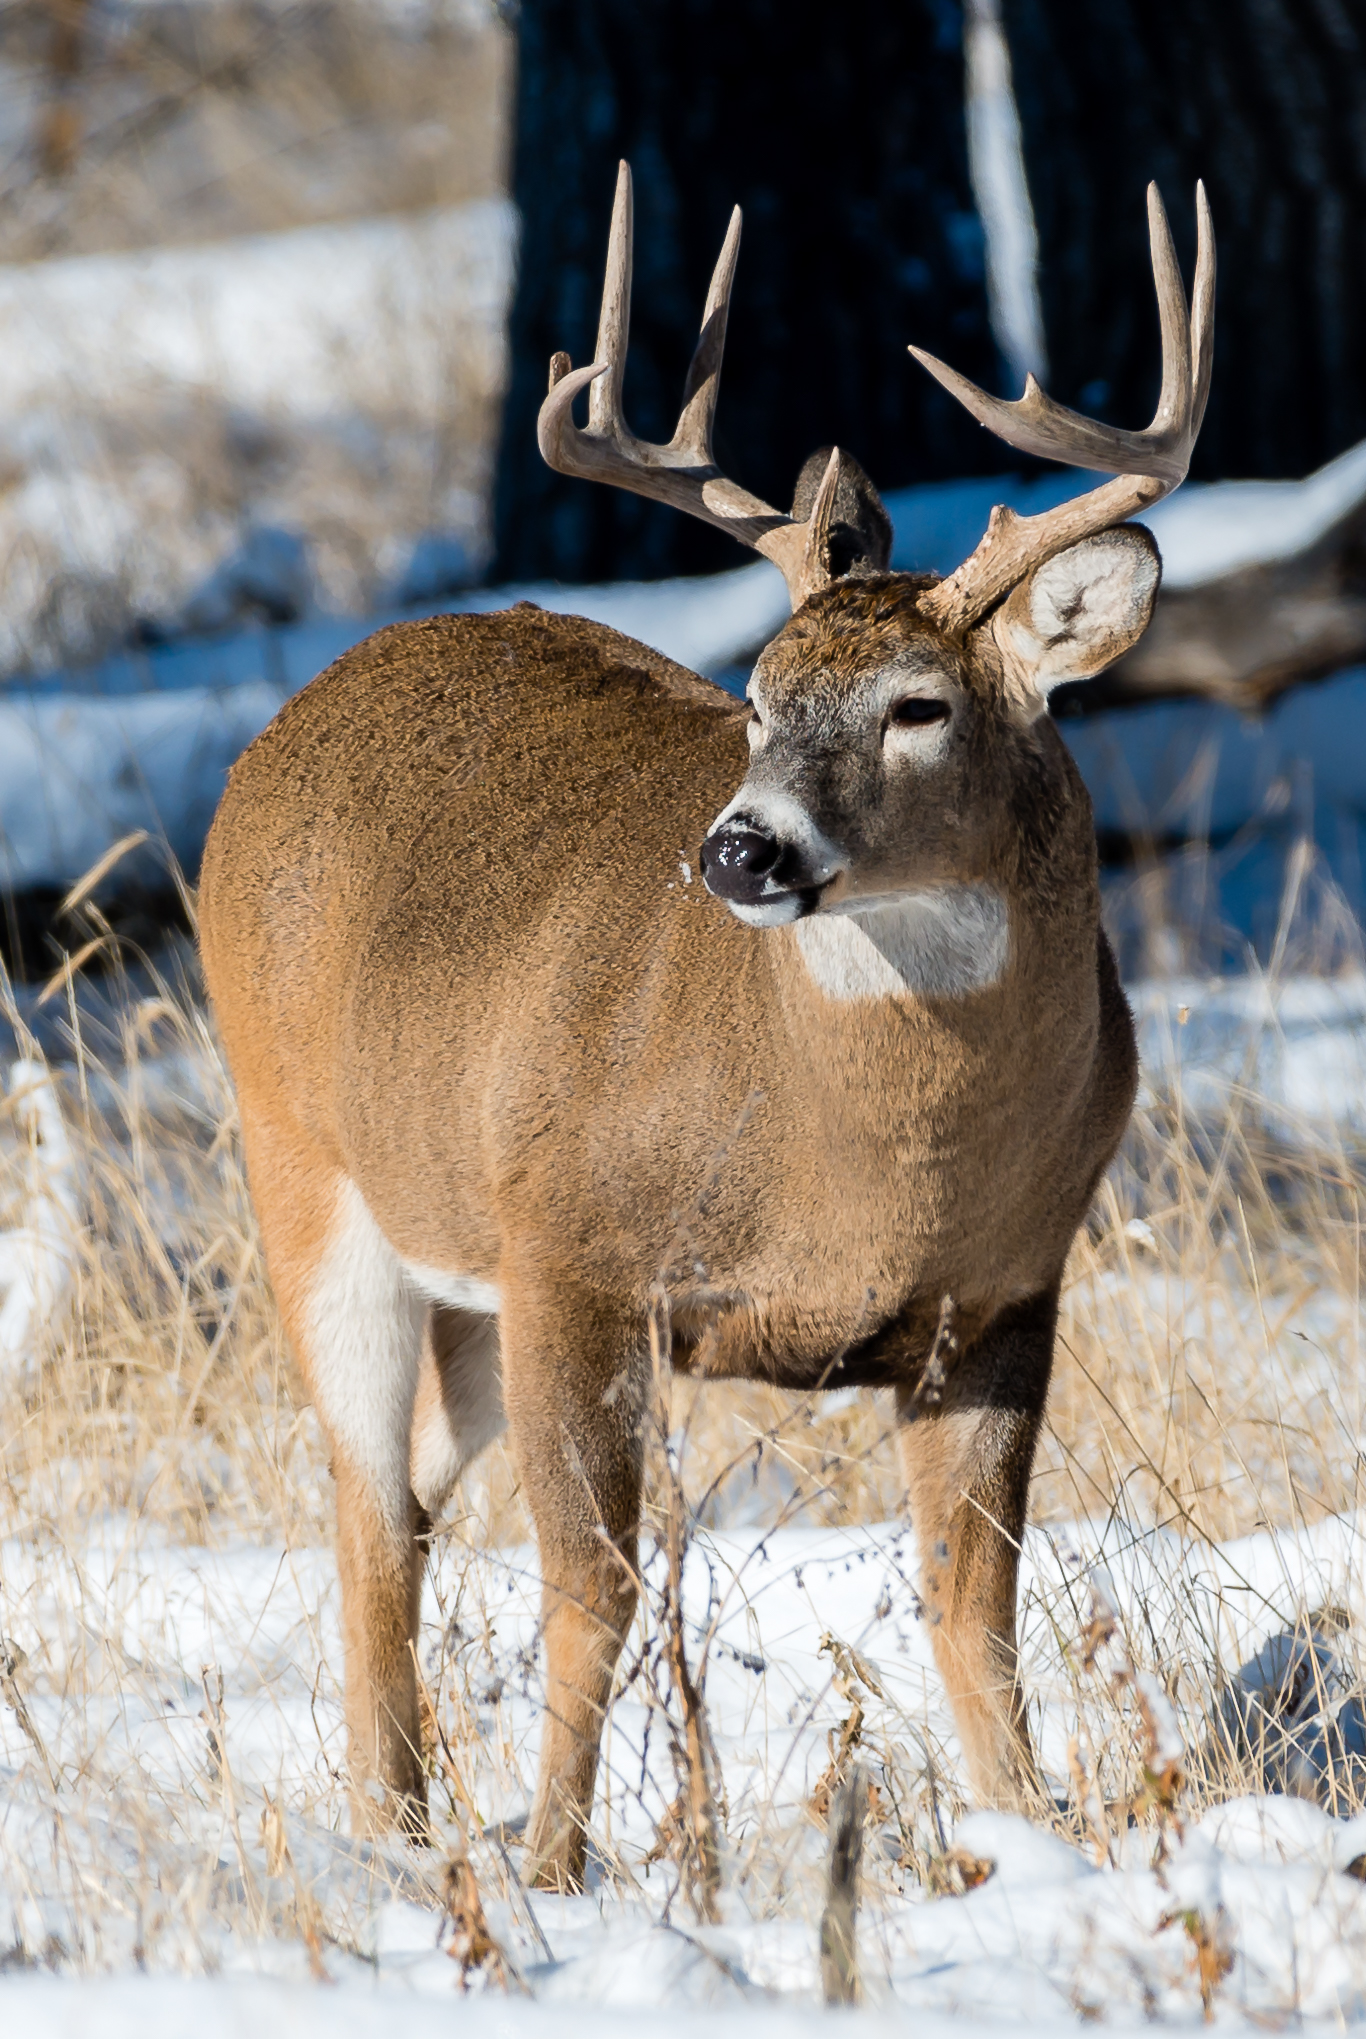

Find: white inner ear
994;528;1160;708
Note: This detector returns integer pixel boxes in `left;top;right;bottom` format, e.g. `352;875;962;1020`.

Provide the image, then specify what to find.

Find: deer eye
887;697;950;730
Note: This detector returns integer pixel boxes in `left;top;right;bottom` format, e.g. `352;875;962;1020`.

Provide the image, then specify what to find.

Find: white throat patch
793;886;1010;1002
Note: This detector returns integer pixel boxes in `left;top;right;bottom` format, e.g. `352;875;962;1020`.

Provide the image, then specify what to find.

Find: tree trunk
494;0;1005;584
1000;0;1366;481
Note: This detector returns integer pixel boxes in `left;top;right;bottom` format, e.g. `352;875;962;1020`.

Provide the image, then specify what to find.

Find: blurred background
2;0;1366;986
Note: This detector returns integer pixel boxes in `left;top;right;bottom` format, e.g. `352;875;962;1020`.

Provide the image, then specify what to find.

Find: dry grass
2;912;1366;1973
0;0;513;261
0;941;314;1547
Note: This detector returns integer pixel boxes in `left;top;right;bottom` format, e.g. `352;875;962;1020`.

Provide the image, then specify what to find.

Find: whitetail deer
199;162;1213;1886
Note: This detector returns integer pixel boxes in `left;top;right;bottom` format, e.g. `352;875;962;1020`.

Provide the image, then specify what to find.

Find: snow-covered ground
0;199;514;675
0;855;1364;2029
0;201;515;428
1129;973;1366;1133
6;1503;1366;2023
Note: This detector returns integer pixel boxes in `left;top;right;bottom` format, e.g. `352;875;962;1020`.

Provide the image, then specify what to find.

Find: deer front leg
896;1287;1057;1813
500;1273;642;1891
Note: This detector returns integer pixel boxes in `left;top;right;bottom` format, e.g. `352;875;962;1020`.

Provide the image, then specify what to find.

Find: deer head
539;162;1214;931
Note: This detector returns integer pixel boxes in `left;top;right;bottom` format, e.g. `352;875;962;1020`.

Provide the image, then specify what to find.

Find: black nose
699;824;782;902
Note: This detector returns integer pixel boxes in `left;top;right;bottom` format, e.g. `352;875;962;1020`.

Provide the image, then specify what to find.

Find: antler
537;160;842;608
912;183;1215;638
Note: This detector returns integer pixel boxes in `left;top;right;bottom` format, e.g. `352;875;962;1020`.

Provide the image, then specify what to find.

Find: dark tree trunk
1001;0;1366;481
494;0;1005;584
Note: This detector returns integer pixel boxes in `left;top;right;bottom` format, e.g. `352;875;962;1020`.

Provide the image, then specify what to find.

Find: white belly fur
794;885;1010;1001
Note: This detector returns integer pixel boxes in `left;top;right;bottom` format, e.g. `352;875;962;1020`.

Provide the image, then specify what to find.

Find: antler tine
1191;180;1216;438
913;185;1216;639
790;446;843;608
535;162;845;611
1145;183;1192;438
588;160;633;437
674;204;742;462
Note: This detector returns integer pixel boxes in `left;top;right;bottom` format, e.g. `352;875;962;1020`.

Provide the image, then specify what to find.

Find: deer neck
786;885;1011;1004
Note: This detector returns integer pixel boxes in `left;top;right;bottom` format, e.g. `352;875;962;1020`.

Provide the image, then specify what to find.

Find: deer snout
699;824;783;901
700;800;843;926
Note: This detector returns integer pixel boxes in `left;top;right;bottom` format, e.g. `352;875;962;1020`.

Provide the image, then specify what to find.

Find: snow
9;578;1366;900
0;678;287;894
10;453;1366;906
0;201;514;424
1066;661;1366;950
1;196;1365;960
3;187;1366;926
0;166;1362;681
1129;973;1366;1132
0;199;515;673
886;472;1096;578
6;1507;1366;2020
0;1061;78;1391
0;1975;1108;2039
1065;661;1366;842
10;625;1366;964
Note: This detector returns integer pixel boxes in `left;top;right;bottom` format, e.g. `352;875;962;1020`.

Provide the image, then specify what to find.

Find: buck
199;163;1213;1887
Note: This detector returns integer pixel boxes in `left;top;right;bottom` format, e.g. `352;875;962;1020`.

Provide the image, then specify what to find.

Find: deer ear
990;524;1160;718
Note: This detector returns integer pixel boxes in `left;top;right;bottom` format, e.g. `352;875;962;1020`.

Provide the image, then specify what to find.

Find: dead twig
911;1293;959;1411
0;1637;59;1794
809;1632;882;1819
819;1764;866;2006
647;1286;723;1924
440;1847;520;1992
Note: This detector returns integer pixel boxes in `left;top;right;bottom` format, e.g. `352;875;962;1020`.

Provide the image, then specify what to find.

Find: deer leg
410;1305;505;1520
499;1274;642;1891
237;1104;428;1837
896;1287;1057;1813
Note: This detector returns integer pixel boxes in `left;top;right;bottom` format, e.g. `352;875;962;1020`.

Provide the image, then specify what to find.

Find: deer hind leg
410;1304;505;1520
239;1106;427;1836
896;1288;1058;1814
499;1271;642;1892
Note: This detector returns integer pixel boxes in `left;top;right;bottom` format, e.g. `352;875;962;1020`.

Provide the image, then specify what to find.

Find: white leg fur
410;1308;506;1517
305;1177;425;1538
401;1260;502;1315
795;885;1010;1001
